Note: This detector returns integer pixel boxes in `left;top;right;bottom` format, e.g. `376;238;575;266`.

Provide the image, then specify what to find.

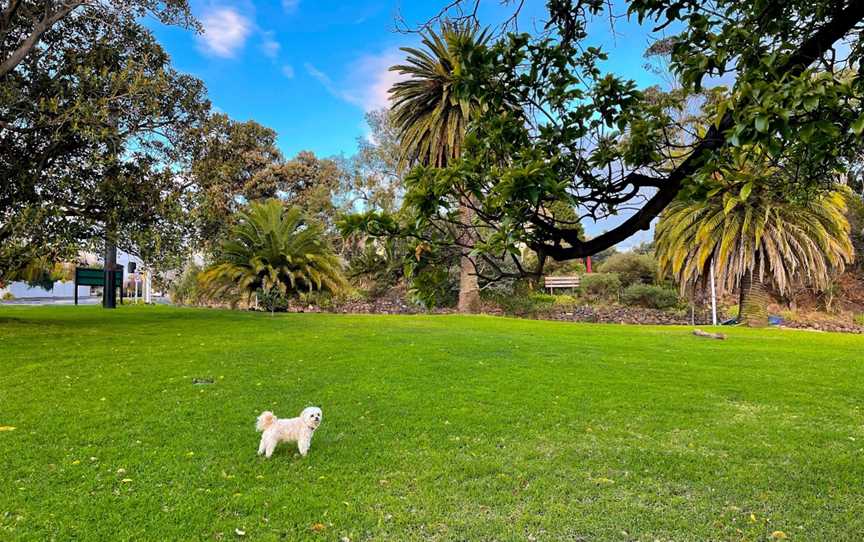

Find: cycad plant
655;183;854;325
199;199;347;310
389;21;491;313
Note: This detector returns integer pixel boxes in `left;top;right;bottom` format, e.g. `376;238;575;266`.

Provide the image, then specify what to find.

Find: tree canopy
398;0;864;274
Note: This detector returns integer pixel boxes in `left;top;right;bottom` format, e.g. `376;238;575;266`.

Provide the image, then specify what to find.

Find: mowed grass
1;306;863;541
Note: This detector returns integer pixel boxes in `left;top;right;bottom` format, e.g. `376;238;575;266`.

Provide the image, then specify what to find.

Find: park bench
544;275;581;294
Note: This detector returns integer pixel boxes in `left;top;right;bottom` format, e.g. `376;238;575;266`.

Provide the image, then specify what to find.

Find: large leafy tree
0;0;197;79
389;21;495;313
199;199;347;305
402;0;864;273
181;115;344;253
0;13;209;281
655;178;854;325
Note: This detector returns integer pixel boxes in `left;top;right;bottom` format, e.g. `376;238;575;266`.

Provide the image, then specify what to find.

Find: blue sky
148;0;666;246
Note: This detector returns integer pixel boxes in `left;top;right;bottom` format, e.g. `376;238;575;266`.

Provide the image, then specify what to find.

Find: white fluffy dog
256;406;322;458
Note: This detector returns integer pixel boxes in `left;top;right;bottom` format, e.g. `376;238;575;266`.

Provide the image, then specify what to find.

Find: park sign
74;266;124;305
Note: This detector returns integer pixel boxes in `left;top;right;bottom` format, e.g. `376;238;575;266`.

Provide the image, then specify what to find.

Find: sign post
75;267;123;306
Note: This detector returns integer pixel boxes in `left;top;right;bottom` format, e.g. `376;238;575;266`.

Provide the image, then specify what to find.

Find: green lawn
1;306;863;541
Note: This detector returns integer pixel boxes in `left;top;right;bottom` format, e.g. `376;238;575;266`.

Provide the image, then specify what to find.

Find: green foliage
621;284;680;310
598;253;657;287
256;288;290;313
169;265;198;305
199;200;348;303
396;1;864;268
581;273;621;302
2;292;14;300
390;21;494;168
482;289;555;316
1;11;209;275
408;266;457;309
655;181;854;296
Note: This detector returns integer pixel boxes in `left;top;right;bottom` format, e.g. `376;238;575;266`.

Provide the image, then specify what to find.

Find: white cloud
305;49;406;112
261;31;280;58
197;8;253;58
282;0;300;13
282;64;295;78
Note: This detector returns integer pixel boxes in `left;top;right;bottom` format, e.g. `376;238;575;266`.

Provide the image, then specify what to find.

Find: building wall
5;282;91;299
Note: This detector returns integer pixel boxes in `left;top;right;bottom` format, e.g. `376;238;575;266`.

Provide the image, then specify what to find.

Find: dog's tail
256;411;276;432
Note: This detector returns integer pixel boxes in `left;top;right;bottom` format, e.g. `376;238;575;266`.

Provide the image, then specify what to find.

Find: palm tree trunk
737;268;769;327
457;198;480;313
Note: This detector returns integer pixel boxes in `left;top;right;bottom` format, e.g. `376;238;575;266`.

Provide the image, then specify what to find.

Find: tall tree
0;0;197;79
0;13;209;282
402;0;864;273
341;109;405;214
182;115;344;253
389;21;493;313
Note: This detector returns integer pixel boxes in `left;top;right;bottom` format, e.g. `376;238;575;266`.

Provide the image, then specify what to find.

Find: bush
581;272;621;301
169;264;204;305
409;266;457;309
621;284;680;310
482;289;558;316
2;291;14;300
258;288;290;313
598;253;657;287
552;294;578;309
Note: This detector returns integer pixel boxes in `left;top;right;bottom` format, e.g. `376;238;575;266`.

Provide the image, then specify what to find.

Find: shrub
598;252;657;287
2;292;14;300
169;264;204;305
621;284;680;310
552;294;578;309
482;290;556;316
581;272;621;301
258;288;290;313
409;266;457;309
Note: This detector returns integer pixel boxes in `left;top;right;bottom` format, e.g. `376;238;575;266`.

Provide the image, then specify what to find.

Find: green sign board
75;267;122;287
74;266;125;306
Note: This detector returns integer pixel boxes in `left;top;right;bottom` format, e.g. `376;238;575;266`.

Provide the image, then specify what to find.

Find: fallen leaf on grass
771;531;788;540
71;460;80;465
234;528;246;536
0;426;16;432
310;523;326;533
121;478;133;483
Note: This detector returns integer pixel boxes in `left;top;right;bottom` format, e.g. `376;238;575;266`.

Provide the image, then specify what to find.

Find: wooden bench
544;275;581;294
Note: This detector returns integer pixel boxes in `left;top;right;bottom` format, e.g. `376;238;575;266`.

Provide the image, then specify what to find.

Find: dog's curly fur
256;406;322;458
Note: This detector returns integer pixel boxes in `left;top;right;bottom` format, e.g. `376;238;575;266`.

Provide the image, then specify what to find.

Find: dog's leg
257;434;267;456
264;436;278;459
298;435;310;457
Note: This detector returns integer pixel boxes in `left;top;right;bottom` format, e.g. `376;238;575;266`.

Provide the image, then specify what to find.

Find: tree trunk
457;198;480;313
737;268;769;327
103;233;117;309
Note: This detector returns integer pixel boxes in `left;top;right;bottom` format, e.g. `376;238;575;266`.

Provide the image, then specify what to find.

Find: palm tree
389;21;491;313
199;199;347;310
655;183;854;325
